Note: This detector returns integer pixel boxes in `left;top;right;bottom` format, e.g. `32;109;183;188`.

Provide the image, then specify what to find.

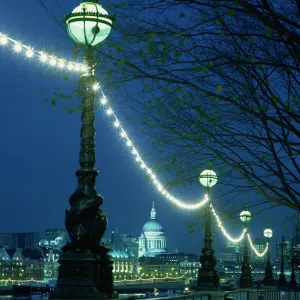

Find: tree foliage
42;0;300;212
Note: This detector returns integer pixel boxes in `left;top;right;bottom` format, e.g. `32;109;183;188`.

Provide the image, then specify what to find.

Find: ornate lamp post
197;169;220;290
239;210;254;289
277;237;287;287
263;226;275;287
50;1;114;300
289;242;297;287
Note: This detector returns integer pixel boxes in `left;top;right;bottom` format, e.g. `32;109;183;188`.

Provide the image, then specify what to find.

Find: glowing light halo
0;32;86;73
114;274;185;283
247;233;268;257
210;204;246;243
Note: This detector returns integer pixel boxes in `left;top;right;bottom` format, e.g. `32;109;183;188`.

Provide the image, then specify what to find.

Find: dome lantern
150;202;156;219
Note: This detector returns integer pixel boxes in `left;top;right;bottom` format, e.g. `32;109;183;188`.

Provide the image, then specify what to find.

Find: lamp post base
239;275;254;289
197;269;217;291
50;245;113;299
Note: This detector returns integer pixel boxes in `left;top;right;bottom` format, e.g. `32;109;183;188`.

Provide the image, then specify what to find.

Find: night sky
0;1;296;257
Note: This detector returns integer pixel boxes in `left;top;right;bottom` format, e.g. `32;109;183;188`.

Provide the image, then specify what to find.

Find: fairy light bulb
100;97;108;105
0;35;8;45
67;63;74;71
74;64;80;72
93;83;100;91
58;60;65;68
114;120;120;128
26;48;34;57
14;43;22;52
40;53;48;62
49;57;56;66
106;108;113;115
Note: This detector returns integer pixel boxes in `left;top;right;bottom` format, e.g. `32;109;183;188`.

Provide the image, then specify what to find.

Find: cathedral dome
143;220;164;232
138;202;167;257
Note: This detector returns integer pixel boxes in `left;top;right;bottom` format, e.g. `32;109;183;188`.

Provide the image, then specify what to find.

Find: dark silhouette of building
0;233;39;249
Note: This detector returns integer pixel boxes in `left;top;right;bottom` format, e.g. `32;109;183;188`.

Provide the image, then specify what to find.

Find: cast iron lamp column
289;242;297;287
277;236;287;287
239;210;254;289
50;1;114;299
197;169;220;290
263;226;275;287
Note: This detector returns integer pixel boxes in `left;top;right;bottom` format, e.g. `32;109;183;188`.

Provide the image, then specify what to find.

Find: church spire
150;202;156;219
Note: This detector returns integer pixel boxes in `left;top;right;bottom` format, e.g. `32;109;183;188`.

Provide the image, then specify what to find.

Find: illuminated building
102;232;138;280
39;228;68;250
43;248;61;283
138;202;167;257
44;228;68;241
251;238;266;263
0;247;44;284
139;252;199;278
0;233;40;249
219;247;237;263
276;240;291;270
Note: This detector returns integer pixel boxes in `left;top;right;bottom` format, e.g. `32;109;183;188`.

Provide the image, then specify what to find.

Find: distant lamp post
263;226;275;287
289;242;297;287
50;1;114;300
239;210;254;289
197;169;220;290
277;237;287;287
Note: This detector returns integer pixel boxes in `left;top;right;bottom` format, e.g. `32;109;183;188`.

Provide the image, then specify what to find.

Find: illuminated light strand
0;32;86;74
114;275;185;283
210;204;246;243
97;87;209;210
247;233;268;257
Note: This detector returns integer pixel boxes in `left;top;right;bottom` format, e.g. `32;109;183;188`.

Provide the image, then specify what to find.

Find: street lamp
263;226;275;287
277;236;287;287
50;1;114;300
239;210;254;289
289;241;297;287
197;169;220;291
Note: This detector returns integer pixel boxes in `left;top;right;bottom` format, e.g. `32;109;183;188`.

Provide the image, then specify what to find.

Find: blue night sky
0;1;296;258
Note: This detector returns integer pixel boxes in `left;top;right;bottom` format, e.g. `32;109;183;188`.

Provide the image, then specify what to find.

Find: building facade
102;232;139;280
39;228;68;250
43;248;61;283
138;203;167;257
0;247;44;284
139;252;199;279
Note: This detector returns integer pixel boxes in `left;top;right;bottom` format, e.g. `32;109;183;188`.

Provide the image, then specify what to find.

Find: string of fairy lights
97;86;269;257
0;32;86;73
0;31;268;257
